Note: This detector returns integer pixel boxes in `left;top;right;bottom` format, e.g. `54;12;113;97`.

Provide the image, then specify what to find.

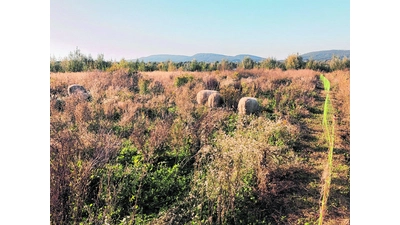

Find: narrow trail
265;74;350;224
295;76;350;224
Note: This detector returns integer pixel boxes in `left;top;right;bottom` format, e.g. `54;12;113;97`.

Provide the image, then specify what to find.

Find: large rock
67;84;90;100
238;97;259;115
196;90;218;105
207;92;223;108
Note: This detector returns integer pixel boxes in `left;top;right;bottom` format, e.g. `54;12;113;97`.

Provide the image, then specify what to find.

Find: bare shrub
50;98;65;113
175;83;203;120
118;101;140;127
149;80;164;95
50;124;120;224
203;75;220;91
129;113;152;150
195;108;231;146
240;80;260;97
74;101;92;123
233;80;242;91
219;84;242;110
148;118;173;151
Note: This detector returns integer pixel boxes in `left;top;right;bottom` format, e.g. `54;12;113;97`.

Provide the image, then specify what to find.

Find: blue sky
51;0;349;61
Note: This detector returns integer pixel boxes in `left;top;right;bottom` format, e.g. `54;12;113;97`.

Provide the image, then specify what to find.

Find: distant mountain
229;54;265;63
134;53;265;63
132;50;350;63
300;50;350;61
190;53;231;63
134;54;189;63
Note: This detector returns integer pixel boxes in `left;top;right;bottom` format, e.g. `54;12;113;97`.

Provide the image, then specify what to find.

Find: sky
50;0;350;61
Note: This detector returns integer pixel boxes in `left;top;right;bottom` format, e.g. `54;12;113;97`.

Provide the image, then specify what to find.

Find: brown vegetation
50;68;350;224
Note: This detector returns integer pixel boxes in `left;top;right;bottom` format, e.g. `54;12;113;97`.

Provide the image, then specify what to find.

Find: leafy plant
260;57;278;69
329;55;350;71
174;74;194;87
284;53;304;70
241;56;255;69
138;79;151;95
190;116;300;224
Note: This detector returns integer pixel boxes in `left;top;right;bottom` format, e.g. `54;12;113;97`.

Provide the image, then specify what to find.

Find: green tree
94;54;107;71
67;47;85;72
209;61;218;71
284;53;304;70
329;55;350;71
304;58;330;72
260;57;278;69
50;56;63;72
199;61;209;71
145;62;157;71
83;54;94;71
241;56;255;69
168;60;177;71
138;60;146;71
218;59;230;71
189;59;201;71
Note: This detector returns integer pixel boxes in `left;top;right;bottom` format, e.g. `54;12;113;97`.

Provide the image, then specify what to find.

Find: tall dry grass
50;68;349;224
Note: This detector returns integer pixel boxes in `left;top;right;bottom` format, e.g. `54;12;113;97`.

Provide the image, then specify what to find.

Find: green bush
50;57;64;72
241;81;259;97
138;79;151;95
189;117;300;224
284;53;304;70
174;74;194;87
87;139;191;224
219;84;242;110
232;72;241;81
260;57;278;69
329;55;350;71
305;59;331;72
241;56;255;69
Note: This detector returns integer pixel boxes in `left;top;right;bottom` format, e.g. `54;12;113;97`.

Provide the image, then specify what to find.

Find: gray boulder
67;84;90;100
238;97;259;115
207;92;223;108
196;90;218;105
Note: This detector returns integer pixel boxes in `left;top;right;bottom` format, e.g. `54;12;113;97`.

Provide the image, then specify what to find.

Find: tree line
50;48;350;73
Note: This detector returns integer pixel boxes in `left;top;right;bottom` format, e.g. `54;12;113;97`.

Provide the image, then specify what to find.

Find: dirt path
295;77;350;224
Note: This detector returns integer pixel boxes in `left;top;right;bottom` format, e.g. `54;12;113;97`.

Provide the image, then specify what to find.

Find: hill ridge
132;50;350;63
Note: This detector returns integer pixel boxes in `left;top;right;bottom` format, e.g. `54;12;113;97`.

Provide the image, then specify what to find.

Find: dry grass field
50;68;350;224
